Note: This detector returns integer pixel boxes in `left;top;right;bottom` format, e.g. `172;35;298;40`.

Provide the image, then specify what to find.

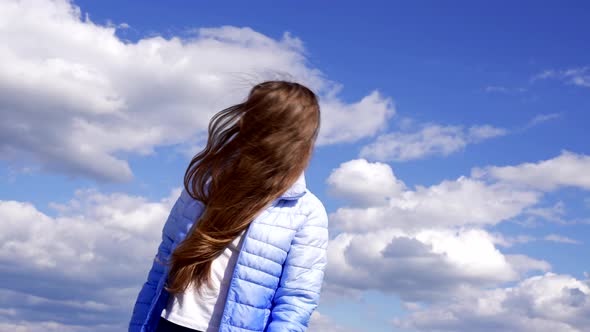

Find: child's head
168;80;320;293
185;80;321;201
238;80;320;172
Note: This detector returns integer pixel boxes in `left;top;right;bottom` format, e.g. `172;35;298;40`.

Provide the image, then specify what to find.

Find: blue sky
1;1;589;331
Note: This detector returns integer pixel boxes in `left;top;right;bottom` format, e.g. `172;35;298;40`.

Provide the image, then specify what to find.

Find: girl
129;80;329;332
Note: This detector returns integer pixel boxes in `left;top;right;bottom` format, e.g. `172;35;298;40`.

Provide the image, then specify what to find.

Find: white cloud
326;159;405;207
395;272;590;332
319;90;395;145
544;234;582;245
0;188;180;328
505;254;554;276
491;233;536;247
532;66;590;88
359;123;506;162
359;125;465;162
326;228;549;302
472;150;590;191
525;113;562;128
321;154;590;304
468;124;508;142
323;159;555;301
484;86;527;94
0;0;394;182
524;201;567;224
328;167;540;232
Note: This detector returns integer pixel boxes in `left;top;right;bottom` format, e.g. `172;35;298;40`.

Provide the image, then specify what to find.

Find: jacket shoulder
297;190;328;228
164;189;205;242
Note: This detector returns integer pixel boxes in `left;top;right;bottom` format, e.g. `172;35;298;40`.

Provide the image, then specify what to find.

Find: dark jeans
155;318;204;332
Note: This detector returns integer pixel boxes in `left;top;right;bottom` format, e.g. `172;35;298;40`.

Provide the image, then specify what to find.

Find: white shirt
161;230;246;331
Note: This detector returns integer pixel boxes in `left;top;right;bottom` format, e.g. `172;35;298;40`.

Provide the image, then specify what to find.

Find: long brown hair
164;80;321;294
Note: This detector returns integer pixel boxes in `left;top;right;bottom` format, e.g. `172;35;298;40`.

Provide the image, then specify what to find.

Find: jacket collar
278;171;307;200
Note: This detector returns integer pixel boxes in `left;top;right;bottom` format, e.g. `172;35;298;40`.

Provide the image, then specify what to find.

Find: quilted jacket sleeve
128;193;183;331
266;201;329;332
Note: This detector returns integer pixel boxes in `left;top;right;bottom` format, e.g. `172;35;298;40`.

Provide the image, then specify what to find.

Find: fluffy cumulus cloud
323;153;589;328
359;123;507;162
395;273;590;332
328;160;540;232
326;159;406;207
472;150;590;191
0;0;394;182
0;188;181;330
326;227;549;303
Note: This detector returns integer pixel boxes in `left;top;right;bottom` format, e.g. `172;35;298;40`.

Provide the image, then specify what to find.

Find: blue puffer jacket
129;172;329;332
